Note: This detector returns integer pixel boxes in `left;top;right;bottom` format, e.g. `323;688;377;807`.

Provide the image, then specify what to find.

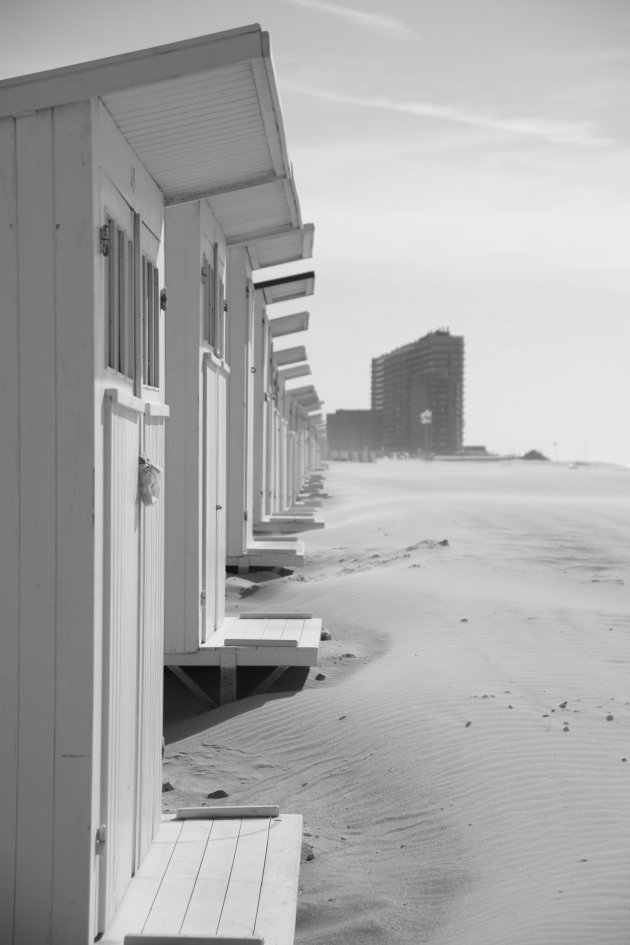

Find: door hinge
244;510;248;522
99;224;110;257
95;824;107;856
201;264;208;282
200;590;206;605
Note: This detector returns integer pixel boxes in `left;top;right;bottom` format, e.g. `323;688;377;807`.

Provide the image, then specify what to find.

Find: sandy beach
163;459;630;945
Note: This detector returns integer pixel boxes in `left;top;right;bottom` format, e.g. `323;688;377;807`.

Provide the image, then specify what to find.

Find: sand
163;459;630;945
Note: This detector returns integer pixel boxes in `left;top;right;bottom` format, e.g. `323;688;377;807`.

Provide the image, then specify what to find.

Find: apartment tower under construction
371;328;464;455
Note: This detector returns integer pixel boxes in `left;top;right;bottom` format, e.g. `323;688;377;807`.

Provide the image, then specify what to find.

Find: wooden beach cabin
225;269;316;571
160;56;321;691
254;329;325;535
0;26;307;945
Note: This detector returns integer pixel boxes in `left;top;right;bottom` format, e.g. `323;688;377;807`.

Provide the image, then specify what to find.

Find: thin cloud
285;82;615;149
280;0;416;39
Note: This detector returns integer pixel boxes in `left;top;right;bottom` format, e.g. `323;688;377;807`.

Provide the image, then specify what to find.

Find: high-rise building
371;329;464;455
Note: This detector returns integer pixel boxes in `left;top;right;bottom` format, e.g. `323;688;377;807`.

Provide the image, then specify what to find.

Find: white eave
0;25;305;244
272;346;307;367
285;385;316;399
269;311;310;337
255;271;315;306
246;223;315;268
277;363;312;382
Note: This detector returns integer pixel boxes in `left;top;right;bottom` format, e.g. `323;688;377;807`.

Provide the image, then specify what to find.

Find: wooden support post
250;665;289;697
220;648;237;705
167;665;218;711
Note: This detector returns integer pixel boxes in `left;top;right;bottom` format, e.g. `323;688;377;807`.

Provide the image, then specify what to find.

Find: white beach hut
225;269;316;570
0;26;309;945
253;318;325;534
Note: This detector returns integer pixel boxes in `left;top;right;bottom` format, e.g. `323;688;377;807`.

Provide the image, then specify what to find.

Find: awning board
272;345;307;367
277;363;311;381
246;223;314;267
256;272;315;305
269;311;310;337
284;385;315;399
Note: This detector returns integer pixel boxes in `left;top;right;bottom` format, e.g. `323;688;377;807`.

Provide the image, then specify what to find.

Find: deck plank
179;820;239;934
99;877;163;943
142;839;207;933
216;819;271;937
255;816;303;945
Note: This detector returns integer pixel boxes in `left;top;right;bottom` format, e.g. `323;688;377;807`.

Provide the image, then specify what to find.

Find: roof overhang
245;223;315;268
255;271;315;305
268;311;310;338
277;363;311;382
286;385;316;399
0;26;304;244
272;345;307;367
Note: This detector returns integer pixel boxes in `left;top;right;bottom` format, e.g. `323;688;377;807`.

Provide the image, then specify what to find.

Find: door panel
201;357;219;643
215;369;227;629
201;357;228;638
135;413;166;866
100;396;141;930
99;171;163;933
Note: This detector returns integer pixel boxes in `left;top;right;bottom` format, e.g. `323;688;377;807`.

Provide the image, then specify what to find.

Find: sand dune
163;460;630;944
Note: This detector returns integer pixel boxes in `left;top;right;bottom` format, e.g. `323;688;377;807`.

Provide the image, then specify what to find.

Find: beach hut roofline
269;311;310;337
272;345;308;367
0;25;304;244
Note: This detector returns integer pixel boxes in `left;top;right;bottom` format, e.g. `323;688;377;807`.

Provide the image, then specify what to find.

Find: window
106;218;133;379
143;256;160;389
201;243;225;357
105;212;161;391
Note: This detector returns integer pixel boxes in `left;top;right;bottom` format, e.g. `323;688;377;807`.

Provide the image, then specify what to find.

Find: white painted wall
0;95;167;945
226;246;255;558
164;200;228;654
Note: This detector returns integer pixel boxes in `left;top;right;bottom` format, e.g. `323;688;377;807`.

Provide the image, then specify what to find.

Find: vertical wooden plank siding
251;309;264;527
164;202;203;655
101;396;141;930
201;358;219;642
225;247;250;558
274;407;282;514
133;212;142;398
0;115;19;945
14;109;57;945
244;283;255;545
51;100;97;943
215;369;227;629
136;412;166;865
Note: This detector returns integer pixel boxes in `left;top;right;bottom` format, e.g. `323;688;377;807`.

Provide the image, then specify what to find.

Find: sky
2;0;630;464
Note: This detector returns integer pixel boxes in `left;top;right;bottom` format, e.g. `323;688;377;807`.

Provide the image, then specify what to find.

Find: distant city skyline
2;0;629;464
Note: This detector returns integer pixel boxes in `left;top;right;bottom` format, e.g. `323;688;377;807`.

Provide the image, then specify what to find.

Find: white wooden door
201;355;219;643
215;368;227;628
135;411;166;866
98;173;162;931
101;393;141;930
201;356;228;640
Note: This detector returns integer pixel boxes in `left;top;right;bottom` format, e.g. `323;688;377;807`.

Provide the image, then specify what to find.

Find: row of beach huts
0;26;327;945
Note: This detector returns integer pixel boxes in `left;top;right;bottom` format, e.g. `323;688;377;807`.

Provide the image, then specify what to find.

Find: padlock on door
139;456;161;506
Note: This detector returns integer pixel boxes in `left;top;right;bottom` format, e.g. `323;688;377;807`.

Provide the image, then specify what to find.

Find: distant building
327;409;374;453
371;328;464;455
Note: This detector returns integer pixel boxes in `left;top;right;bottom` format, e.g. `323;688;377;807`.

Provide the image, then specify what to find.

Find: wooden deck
100;810;303;945
254;512;325;535
164;614;321;668
226;539;305;571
